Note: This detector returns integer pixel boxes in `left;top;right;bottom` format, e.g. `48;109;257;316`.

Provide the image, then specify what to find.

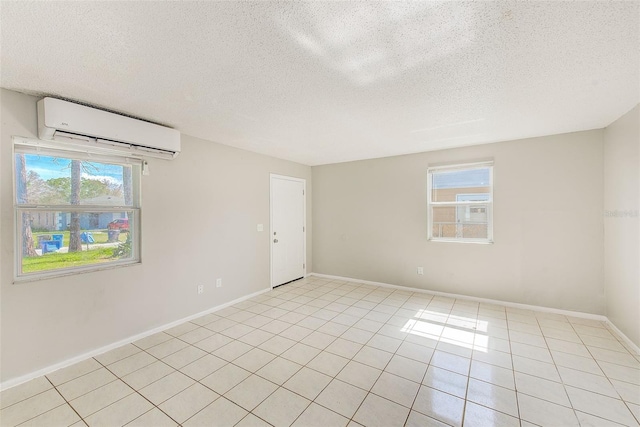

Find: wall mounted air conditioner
37;97;181;160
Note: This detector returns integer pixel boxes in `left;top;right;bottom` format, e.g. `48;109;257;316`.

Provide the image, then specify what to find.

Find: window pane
19;210;136;275
15;153;133;206
431;167;491;202
431;204;489;239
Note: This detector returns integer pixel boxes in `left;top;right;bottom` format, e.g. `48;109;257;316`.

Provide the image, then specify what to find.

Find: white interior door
271;175;305;288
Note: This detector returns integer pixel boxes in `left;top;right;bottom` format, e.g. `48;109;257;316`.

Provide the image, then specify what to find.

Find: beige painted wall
0;89;312;383
313;131;605;314
604;105;640;347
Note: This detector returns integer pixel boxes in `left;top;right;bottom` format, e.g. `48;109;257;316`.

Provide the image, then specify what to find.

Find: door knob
274;239;278;243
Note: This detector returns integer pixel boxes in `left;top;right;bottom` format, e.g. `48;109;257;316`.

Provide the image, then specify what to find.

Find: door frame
269;173;307;289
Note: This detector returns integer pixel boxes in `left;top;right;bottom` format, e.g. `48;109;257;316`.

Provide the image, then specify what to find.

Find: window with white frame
14;140;141;279
427;162;493;243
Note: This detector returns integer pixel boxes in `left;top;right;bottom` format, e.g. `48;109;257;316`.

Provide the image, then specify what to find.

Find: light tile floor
2;277;639;427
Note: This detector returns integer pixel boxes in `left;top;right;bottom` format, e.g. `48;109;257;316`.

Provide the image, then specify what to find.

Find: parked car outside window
107;218;129;232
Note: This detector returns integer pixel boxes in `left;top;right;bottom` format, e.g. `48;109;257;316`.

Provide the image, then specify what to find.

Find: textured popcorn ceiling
1;1;638;165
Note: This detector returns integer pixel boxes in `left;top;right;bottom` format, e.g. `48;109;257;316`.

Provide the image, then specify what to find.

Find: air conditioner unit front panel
38;97;180;155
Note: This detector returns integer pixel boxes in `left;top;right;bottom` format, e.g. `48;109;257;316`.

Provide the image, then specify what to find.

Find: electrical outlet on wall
417;267;424;275
216;278;222;288
197;285;204;294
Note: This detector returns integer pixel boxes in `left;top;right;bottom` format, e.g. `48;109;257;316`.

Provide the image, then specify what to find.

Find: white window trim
13;137;143;282
427;162;494;244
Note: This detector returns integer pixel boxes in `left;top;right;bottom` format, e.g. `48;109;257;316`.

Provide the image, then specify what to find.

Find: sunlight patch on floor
402;309;489;352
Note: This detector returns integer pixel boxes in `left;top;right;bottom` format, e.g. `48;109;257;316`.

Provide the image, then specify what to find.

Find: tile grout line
0;383;57;418
459;298;480;427
402;299;449;426
92;354;184;427
541;313;584;422
50;376;88;427
12;376;87;427
341;295;409;426
568;319;640;425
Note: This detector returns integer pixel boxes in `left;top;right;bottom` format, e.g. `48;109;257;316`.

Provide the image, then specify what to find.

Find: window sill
13;259;141;284
428;238;494;245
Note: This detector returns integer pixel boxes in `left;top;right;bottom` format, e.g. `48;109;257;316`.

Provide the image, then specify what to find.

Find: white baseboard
311;273;640;352
0;287;271;392
310;272;607;321
605;319;640;355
